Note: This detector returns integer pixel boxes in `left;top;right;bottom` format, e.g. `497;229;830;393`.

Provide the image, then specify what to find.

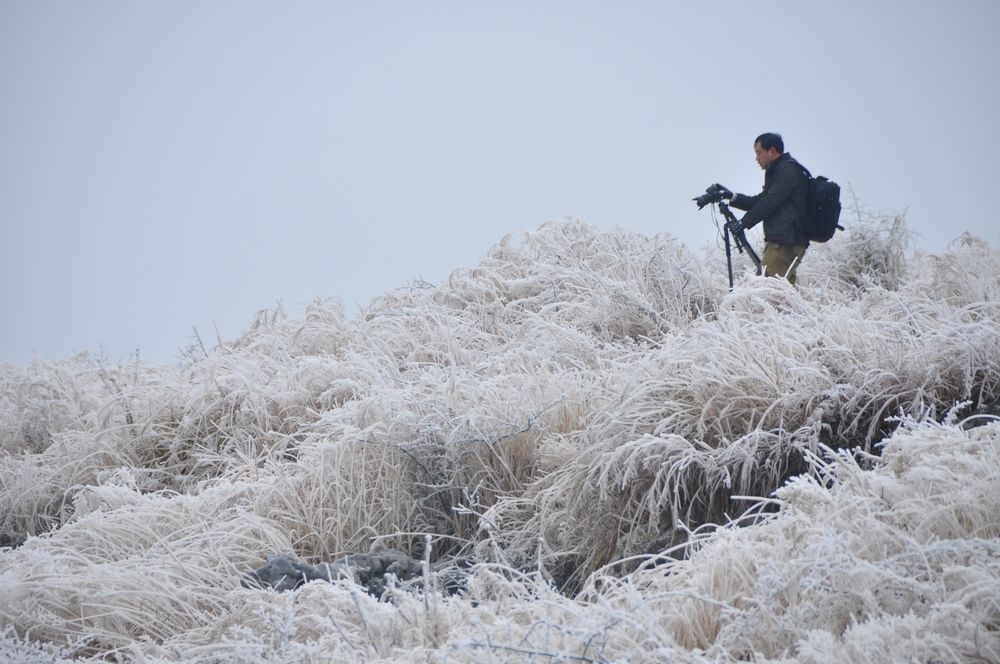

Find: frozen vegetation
1;216;998;662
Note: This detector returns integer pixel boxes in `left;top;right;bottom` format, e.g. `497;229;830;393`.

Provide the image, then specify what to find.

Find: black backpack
799;166;843;243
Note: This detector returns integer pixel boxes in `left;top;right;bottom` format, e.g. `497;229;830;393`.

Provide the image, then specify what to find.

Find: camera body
693;183;733;209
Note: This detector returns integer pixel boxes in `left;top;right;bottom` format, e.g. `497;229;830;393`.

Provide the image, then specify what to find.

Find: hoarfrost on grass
1;217;999;662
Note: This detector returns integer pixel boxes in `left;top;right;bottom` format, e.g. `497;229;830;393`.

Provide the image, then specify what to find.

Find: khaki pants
761;243;808;285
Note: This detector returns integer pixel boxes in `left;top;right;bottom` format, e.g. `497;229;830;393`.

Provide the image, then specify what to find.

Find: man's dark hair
754;132;784;154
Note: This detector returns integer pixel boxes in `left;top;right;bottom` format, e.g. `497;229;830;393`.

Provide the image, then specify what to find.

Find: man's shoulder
775;154;809;178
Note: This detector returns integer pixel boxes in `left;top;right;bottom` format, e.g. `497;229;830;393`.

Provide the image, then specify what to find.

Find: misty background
2;0;998;365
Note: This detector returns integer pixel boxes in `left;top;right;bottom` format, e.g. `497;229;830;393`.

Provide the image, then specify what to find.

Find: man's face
754;142;780;170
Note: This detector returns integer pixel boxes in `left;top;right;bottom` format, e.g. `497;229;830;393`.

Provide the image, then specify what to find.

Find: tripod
716;201;761;289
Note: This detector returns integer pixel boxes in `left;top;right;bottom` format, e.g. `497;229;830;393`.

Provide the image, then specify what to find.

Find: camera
693;183;733;209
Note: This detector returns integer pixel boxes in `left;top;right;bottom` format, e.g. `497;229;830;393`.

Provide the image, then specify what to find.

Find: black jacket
730;153;810;246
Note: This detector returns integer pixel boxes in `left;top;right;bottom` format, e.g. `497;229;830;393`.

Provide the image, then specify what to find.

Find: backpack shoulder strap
783;154;812;180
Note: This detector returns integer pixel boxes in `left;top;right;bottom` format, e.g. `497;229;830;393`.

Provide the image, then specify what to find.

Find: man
727;133;810;285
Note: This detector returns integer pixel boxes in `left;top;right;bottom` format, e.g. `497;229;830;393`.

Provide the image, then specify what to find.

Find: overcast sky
2;1;998;365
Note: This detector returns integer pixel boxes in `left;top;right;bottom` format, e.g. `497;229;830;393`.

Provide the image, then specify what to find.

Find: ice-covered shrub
802;212;910;291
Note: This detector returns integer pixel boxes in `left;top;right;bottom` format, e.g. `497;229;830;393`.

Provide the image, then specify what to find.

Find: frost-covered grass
1;218;998;662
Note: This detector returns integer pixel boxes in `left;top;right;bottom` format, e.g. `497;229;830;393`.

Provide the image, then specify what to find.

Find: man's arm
733;163;800;229
729;192;758;211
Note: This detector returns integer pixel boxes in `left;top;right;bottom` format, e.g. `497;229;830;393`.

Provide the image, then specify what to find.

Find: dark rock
0;532;27;550
242;548;469;597
242;554;316;592
962;399;1000;429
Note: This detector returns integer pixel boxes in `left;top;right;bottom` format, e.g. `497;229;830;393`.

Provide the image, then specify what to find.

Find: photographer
725;133;811;285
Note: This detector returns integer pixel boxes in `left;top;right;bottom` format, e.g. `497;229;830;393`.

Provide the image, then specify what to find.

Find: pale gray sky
2;1;998;364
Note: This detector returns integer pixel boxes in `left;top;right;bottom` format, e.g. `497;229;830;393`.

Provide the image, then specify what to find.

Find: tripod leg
722;204;761;272
724;225;734;289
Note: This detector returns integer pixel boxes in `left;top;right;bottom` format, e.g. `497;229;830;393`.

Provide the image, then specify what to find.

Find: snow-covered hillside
1;218;998;662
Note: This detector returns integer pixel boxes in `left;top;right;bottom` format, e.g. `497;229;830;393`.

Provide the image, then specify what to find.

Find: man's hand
713;184;733;200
